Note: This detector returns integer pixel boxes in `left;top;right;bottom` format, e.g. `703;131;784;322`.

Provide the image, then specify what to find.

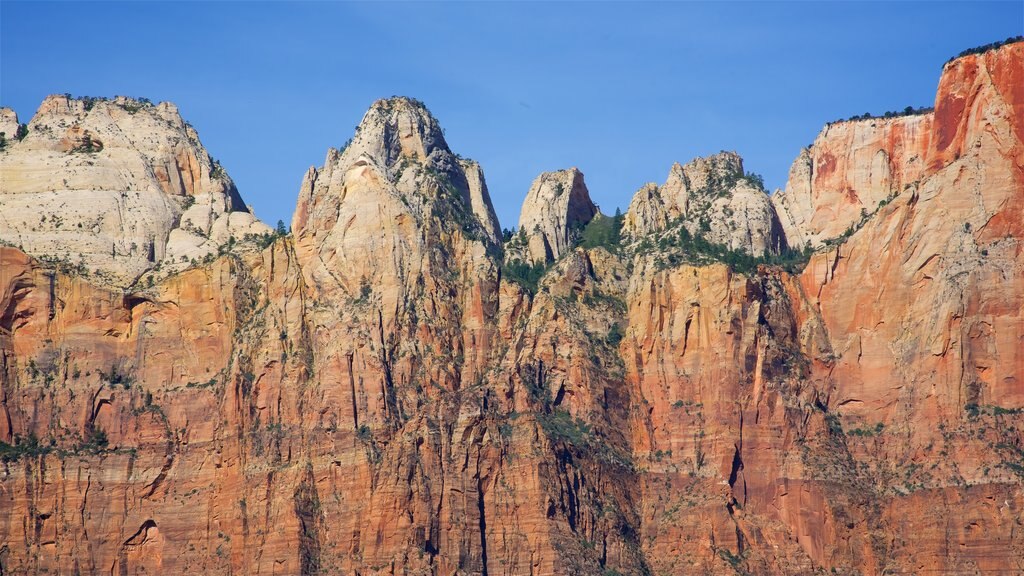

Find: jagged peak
622;151;782;256
293;96;503;282
640;151;759;217
670;151;744;186
341;96;450;169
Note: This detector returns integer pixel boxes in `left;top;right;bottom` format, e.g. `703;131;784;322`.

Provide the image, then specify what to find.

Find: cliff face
772;41;1024;250
515;168;597;264
1;43;1022;576
0;95;269;286
771;114;932;249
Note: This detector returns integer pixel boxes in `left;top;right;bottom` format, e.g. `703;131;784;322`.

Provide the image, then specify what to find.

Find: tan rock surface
0;95;269;286
625;152;785;256
0;108;18;141
515;168;597;263
770;114;931;249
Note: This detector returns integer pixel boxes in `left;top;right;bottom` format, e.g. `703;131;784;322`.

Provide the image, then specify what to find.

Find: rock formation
770;113;931;249
624;152;786;256
0;108;18;140
514;168;597;263
0;94;269;286
0;41;1021;576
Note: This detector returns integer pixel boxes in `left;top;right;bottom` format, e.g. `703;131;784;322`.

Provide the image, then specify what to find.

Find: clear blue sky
2;2;1020;229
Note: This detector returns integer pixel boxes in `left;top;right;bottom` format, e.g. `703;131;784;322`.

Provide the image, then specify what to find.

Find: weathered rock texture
0;108;18;140
515;168;597;263
625;152;786;256
770;113;931;249
0;95;269;286
0;42;1022;576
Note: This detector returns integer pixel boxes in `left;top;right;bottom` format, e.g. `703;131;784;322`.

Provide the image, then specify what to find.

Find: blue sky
2;2;1020;229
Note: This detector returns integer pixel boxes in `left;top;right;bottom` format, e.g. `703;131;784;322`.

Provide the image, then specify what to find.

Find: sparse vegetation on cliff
946;35;1022;64
35;253;91;277
639;222;811;274
101;365;135;389
80;95;109;111
501;258;547;295
70;133;103;153
245;219;289;249
578;209;624;252
837;105;934;124
119;96;153;114
0;434;51;462
210;158;226;180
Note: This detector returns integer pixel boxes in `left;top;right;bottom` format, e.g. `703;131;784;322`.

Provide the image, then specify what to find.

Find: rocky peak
292;96;501;310
513;168;597;264
0;94;269;285
624;151;784;256
344;96;449;170
669;150;745;201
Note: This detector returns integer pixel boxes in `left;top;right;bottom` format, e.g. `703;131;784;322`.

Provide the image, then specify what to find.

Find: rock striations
0;41;1022;576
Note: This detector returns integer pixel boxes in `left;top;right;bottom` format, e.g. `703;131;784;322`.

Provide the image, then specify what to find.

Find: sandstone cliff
0;42;1021;576
0;94;270;286
770;113;932;249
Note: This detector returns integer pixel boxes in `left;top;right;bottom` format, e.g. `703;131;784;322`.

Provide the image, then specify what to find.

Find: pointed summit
343;96;450;169
292;96;503;302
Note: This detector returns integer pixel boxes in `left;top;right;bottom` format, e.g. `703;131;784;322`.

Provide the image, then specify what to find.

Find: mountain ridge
0;40;1021;576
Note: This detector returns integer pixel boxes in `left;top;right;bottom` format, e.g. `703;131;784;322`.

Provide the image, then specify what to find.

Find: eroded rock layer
0;43;1021;576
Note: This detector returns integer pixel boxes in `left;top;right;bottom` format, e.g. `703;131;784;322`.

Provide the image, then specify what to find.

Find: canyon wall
0;43;1021;575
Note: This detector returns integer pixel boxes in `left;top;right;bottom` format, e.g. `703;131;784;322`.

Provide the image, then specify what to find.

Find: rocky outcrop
0;42;1022;576
514;168;597;263
0;94;269;286
0;108;18;141
624;152;785;256
774;41;1023;252
770;114;932;249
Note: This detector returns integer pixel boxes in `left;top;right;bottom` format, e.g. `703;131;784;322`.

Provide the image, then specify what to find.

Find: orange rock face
1;44;1021;576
